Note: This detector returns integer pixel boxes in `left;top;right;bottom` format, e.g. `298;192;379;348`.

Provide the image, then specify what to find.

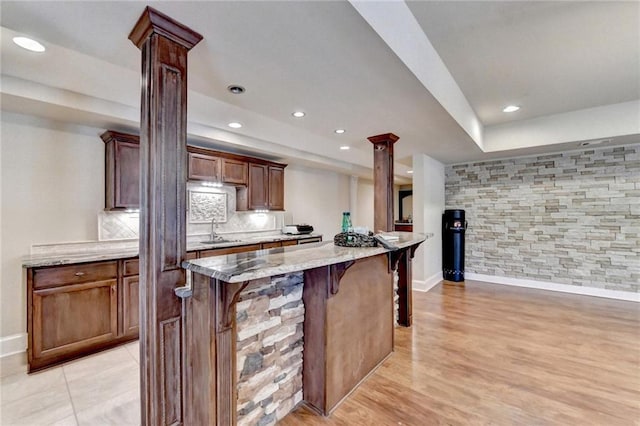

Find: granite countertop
183;232;430;283
22;233;323;268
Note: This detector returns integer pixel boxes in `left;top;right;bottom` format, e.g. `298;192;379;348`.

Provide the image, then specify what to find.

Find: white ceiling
1;1;638;180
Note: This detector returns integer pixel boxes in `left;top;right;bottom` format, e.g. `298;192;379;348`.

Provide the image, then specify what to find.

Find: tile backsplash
99;183;289;241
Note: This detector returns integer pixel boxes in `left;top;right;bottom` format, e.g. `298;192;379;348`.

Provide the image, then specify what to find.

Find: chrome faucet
210;217;219;241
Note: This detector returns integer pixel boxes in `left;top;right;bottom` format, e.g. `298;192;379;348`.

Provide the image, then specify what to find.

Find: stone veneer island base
180;233;427;425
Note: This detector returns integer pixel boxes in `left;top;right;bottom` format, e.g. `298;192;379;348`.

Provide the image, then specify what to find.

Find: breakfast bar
179;233;427;425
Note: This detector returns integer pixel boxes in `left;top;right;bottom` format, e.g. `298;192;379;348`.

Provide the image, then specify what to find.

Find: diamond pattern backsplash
99;184;286;241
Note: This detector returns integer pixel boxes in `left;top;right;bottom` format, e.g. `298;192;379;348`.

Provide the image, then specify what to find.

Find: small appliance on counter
282;224;314;235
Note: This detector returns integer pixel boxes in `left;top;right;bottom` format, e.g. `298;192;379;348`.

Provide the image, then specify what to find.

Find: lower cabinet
121;275;139;337
26;240;321;371
28;263;121;372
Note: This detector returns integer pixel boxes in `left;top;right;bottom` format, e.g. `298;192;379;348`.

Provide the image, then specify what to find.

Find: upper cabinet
101;131;140;210
187;147;249;186
188;151;222;182
248;164;269;209
100;133;285;211
239;163;286;211
222;158;248;185
268;166;285;210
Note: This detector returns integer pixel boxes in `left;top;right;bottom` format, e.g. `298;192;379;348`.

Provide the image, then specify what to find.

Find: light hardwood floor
280;280;640;425
1;281;638;425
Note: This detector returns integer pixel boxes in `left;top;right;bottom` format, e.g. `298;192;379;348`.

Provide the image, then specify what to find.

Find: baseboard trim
0;333;27;358
465;273;640;302
413;271;443;293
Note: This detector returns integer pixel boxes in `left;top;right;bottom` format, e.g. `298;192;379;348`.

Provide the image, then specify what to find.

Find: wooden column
129;7;202;426
368;133;399;232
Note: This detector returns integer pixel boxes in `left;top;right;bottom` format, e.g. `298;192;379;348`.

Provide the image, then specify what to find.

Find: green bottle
341;212;352;233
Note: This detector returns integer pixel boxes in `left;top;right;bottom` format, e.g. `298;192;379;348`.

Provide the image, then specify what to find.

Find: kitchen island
180;232;428;425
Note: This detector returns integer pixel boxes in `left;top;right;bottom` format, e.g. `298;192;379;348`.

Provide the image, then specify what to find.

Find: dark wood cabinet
268;166;285;210
222;158;248;185
26;238;315;371
121;276;140;337
100;132;286;211
394;223;413;232
188;151;221;182
120;258;140;337
28;261;120;372
199;243;262;258
101;131;140;210
239;163;286;211
248;163;269;209
262;241;282;249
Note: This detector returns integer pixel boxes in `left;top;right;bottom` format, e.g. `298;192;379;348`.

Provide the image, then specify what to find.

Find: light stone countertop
183;232;430;283
22;233;323;268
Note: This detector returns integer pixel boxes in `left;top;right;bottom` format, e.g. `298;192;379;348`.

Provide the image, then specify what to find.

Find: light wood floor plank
279;280;640;425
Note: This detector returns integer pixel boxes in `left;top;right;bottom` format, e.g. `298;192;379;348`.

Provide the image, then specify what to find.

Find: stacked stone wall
445;145;640;292
236;272;304;426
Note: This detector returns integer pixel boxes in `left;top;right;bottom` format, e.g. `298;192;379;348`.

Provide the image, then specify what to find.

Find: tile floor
0;342;140;426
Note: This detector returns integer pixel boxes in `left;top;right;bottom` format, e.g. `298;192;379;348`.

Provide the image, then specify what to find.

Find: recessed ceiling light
12;36;45;52
227;85;245;94
335;129;346;134
292;111;305;118
407;170;413;174
502;105;520;113
340;146;350;150
228;122;242;129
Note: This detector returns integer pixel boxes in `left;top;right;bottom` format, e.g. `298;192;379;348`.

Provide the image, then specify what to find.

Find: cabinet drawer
199;244;261;258
298;237;322;245
122;258;139;276
186;251;198;260
262;241;282;249
33;261;118;289
281;239;298;247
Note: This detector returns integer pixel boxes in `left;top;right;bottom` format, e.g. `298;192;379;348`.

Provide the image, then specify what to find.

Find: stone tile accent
99;183;285;241
445;145;640;292
236;272;304;426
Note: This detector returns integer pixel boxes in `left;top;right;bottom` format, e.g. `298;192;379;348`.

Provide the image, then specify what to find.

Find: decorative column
129;7;202;425
368;133;399;232
368;132;414;327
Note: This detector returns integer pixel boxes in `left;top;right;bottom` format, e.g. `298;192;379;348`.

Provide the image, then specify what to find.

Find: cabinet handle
74;272;85;276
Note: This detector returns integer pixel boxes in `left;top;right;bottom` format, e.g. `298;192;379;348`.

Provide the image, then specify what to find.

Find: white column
412;153;445;291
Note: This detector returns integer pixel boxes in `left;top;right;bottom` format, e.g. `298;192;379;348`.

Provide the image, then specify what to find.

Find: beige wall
354;180;374;231
1;114;105;338
284;165;350;239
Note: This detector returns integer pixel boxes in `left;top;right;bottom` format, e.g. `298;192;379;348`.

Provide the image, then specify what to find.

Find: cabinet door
222;158;248;185
32;280;117;361
282;239;298;247
268;166;285;210
102;130;140;210
188;152;221;182
114;141;140;209
248;163;269;209
122;276;139;337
